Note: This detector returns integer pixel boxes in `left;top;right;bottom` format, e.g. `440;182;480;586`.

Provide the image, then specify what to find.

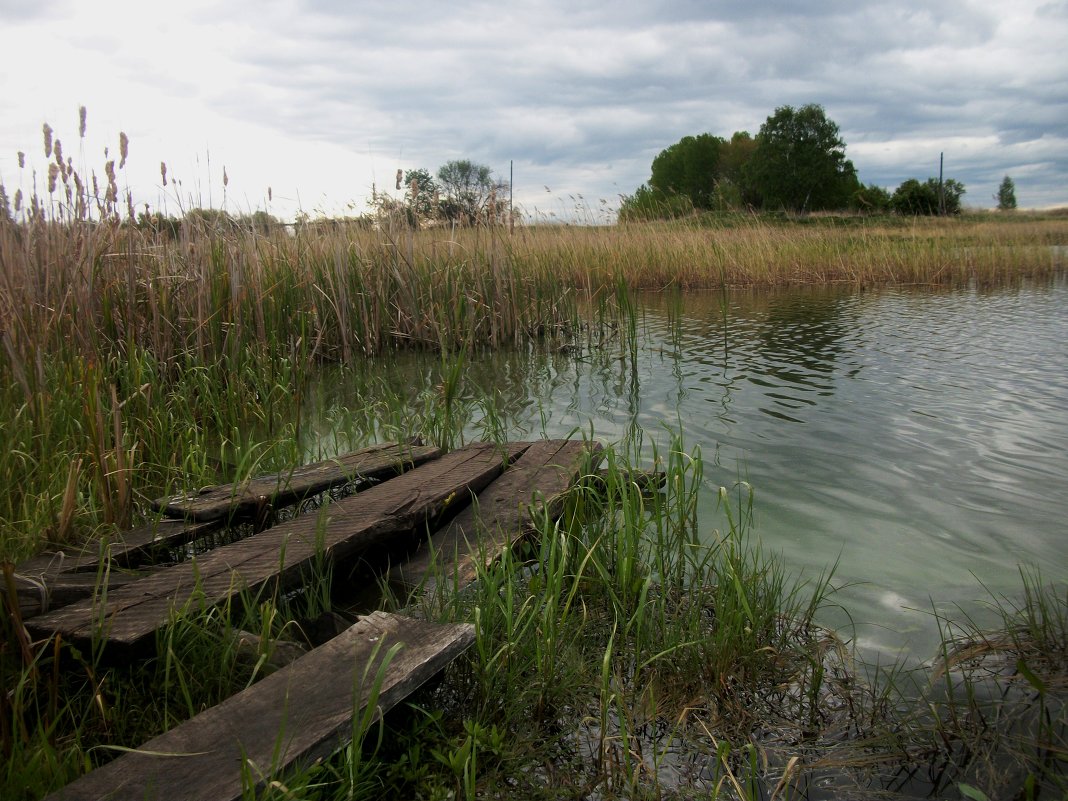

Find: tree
436;159;506;224
851;183;892;214
717;131;759;209
745;104;859;212
403;168;439;220
996;175;1017;211
618;184;696;222
649;134;724;209
891;178;965;216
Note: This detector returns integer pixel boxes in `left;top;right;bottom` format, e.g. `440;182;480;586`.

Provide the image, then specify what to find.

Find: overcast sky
1;0;1065;222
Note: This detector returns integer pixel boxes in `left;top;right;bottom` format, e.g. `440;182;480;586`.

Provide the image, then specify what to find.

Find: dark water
307;273;1068;666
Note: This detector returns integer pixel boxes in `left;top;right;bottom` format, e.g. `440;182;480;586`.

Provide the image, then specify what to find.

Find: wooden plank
92;518;222;568
151;442;441;522
17;519;220;575
393;439;599;603
11;519;218;619
44;611;475;801
10;569;143;620
29;442;528;649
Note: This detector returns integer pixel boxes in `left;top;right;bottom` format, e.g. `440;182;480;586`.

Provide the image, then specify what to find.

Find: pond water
305;272;1068;667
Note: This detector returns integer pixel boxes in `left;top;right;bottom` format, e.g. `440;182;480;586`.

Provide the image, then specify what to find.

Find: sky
1;0;1066;222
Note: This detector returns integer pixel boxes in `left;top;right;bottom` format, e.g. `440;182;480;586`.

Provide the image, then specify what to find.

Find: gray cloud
4;0;1065;213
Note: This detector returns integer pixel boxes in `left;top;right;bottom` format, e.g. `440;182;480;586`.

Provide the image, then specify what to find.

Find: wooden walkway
28;442;535;649
18;438;600;800
150;441;439;523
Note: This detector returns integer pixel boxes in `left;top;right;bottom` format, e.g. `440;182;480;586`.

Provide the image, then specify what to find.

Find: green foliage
997;175;1018;211
642;131;760;214
183;206;237;231
721;131;757;188
891;177;966;216
617;184;695;222
745;103;860;212
649;133;724;209
245;210;281;235
436;159;507;225
403;168;439;219
852;183;892;213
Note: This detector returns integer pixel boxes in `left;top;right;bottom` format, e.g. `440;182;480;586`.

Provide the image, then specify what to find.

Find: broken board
44;611;474;801
393;439;598;604
151;442;440;523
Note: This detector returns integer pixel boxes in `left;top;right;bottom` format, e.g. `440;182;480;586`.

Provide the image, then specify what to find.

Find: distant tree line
620;103;973;220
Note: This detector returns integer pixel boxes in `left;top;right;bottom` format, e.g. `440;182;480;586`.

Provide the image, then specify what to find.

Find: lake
304;271;1068;667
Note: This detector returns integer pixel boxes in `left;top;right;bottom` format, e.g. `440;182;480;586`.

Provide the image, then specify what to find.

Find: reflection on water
305;273;1068;665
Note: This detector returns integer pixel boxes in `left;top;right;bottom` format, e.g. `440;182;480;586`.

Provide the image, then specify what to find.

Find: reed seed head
48;163;59;194
268;186;272;202
14;188;22;211
223;167;228;187
79;105;87;138
104;160;117;204
396;169;402;191
118;132;129;168
160;161;168;186
17;151;25;169
42;123;53;157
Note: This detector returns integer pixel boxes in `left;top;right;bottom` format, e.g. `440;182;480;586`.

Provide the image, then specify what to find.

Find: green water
304;273;1068;666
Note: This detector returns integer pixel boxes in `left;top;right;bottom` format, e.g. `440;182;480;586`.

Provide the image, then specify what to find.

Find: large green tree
436;159;506;224
403;168;439;218
891;177;965;216
745;104;859;212
649;134;724;209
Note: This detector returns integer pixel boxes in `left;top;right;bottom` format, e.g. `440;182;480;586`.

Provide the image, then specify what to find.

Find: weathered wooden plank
394;439;599;603
151;442;441;522
93;517;222;567
17;519;220;576
11;519;218;619
44;611;475;801
9;568;143;620
29;442;527;649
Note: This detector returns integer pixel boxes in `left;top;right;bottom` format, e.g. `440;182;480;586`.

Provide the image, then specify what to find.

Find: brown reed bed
503;213;1068;289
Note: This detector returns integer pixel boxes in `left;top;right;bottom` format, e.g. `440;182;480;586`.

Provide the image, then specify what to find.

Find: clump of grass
348;434;848;799
915;568;1066;799
803;568;1068;800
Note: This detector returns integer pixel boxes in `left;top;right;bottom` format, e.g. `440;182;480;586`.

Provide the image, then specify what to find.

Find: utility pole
938;152;945;216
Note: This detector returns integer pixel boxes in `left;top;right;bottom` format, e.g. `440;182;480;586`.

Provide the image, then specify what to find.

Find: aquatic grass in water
374;435;849;798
